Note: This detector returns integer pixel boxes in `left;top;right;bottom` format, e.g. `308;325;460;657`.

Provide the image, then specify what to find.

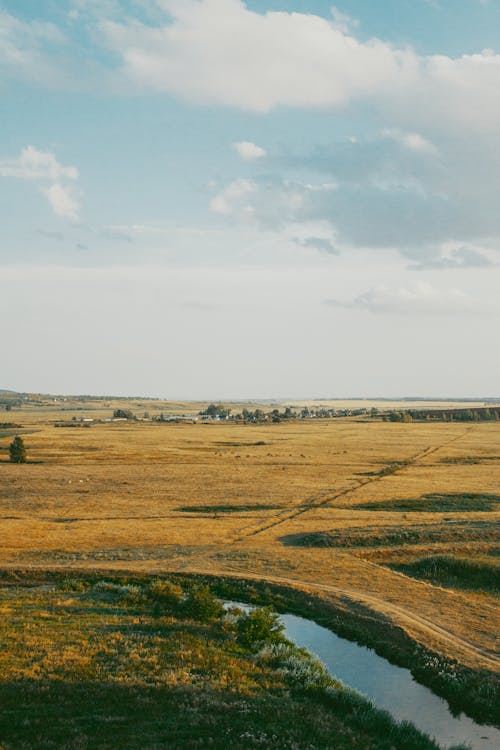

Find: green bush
236;606;285;646
148;579;184;611
183;585;224;622
9;435;27;463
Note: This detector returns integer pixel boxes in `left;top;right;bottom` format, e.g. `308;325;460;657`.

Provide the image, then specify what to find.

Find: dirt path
184;564;500;671
233;426;474;542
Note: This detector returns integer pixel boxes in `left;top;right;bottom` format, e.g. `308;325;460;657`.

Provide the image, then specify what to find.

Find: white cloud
327;282;482;315
0;11;68;86
209;177;337;227
380;128;437;154
43;183;81;222
232;141;266;160
0;146;80;222
97;0;500;132
101;0;413;112
209;178;258;215
2;3;500;137
0;146;78;181
207;133;500;265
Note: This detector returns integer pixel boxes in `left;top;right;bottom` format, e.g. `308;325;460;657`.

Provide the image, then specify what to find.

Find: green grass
390;555;500;594
0;574;453;750
351;493;500;512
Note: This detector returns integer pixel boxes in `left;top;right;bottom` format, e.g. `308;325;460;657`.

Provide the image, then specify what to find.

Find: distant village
1;391;498;427
53;403;500;427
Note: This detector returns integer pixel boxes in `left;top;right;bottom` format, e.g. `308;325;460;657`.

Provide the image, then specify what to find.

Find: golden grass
1;403;498;670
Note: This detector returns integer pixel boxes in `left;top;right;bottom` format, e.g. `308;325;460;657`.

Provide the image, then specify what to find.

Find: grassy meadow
0;396;499;740
0;572;465;750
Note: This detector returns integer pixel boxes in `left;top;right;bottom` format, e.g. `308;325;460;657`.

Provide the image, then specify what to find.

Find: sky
1;0;499;399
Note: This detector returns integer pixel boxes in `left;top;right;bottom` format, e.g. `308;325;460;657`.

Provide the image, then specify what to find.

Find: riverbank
0;571;459;750
198;573;500;727
2;568;498;728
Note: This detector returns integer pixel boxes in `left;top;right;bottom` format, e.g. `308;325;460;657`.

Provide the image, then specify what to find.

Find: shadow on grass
177;504;284;514
0;459;45;464
0;678;445;750
389;555;500;594
279;520;499;548
351;493;500;513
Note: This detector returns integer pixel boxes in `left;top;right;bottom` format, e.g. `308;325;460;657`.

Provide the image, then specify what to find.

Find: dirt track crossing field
1;407;498;673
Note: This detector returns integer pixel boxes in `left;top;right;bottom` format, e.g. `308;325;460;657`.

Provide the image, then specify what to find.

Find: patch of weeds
257;641;335;691
280;521;500;548
440;456;481;465
91;580;146;605
59;577;89;592
352;493;500;512
441;456;500;464
390;555;500;594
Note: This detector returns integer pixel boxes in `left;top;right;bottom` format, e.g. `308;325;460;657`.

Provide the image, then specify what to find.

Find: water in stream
228;603;500;750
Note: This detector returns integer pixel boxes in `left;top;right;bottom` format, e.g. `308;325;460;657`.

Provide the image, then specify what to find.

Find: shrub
257;642;334;690
9;436;26;463
113;409;135;419
183;585;224;622
148;580;184;611
236;606;285;646
91;581;145;605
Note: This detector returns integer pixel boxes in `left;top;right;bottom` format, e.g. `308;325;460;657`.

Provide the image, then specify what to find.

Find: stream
228;603;500;750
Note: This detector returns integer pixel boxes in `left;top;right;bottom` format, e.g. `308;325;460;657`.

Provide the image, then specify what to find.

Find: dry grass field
1;399;498;683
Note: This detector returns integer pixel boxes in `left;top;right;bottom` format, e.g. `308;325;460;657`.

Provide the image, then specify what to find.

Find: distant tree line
380;407;499;422
408;407;499;422
382;411;414;423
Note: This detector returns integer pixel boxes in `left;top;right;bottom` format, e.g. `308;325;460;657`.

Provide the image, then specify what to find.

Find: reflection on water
281;612;499;750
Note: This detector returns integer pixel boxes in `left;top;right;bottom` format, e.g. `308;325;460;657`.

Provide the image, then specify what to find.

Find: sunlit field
1;400;498;677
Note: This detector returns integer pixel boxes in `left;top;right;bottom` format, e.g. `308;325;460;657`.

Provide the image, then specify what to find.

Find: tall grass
392;555;500;594
0;575;455;750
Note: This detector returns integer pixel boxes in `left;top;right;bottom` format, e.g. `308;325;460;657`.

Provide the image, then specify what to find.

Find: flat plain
1;398;498;675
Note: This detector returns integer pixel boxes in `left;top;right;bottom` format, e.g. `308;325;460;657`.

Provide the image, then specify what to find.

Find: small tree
113;409;134;420
236;607;285;646
9;436;27;463
183;586;224;622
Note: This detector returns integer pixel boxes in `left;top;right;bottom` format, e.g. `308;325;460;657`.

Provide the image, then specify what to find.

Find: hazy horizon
3;387;498;403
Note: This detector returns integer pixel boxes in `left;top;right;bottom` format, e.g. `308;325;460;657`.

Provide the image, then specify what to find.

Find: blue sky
1;1;499;397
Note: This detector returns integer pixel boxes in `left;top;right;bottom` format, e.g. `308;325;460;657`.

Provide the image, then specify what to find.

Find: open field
1;400;499;728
